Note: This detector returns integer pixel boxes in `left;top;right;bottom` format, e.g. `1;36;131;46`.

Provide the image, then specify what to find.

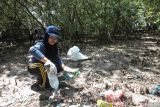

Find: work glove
44;60;57;74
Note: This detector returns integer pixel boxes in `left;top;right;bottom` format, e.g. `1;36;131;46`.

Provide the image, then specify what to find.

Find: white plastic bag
44;63;59;91
67;46;88;61
47;72;59;91
44;60;57;74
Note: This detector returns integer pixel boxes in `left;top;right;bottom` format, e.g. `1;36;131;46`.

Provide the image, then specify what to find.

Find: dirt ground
0;34;160;107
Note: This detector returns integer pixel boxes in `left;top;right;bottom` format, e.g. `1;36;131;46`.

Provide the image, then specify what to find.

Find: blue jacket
29;41;63;66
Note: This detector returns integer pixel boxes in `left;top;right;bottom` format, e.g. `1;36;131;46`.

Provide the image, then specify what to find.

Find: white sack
67;46;88;61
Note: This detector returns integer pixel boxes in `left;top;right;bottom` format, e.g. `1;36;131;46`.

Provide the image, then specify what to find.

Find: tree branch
15;0;44;29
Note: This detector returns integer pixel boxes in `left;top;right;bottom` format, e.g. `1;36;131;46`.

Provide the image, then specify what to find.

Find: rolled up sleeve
29;44;45;60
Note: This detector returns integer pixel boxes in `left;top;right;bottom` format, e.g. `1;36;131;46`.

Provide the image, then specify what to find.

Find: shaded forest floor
0;33;160;107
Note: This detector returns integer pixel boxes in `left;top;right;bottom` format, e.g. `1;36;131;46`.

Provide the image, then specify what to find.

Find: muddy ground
0;34;160;107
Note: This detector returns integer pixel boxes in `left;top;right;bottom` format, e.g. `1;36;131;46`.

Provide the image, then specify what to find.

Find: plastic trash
67;46;88;61
100;90;125;106
114;90;125;100
97;99;113;107
45;64;59;91
104;90;114;103
63;70;80;81
150;85;160;96
47;73;59;91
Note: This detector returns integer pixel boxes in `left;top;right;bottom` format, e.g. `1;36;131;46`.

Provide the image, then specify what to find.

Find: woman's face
48;36;57;45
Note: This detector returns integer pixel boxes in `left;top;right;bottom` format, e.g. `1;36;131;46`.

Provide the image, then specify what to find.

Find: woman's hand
44;60;57;74
62;64;78;73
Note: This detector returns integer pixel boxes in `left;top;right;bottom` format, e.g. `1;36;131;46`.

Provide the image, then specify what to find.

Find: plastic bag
67;46;88;61
97;99;113;107
100;90;125;107
44;60;57;74
45;64;59;91
63;70;80;81
47;73;59;91
150;85;160;96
